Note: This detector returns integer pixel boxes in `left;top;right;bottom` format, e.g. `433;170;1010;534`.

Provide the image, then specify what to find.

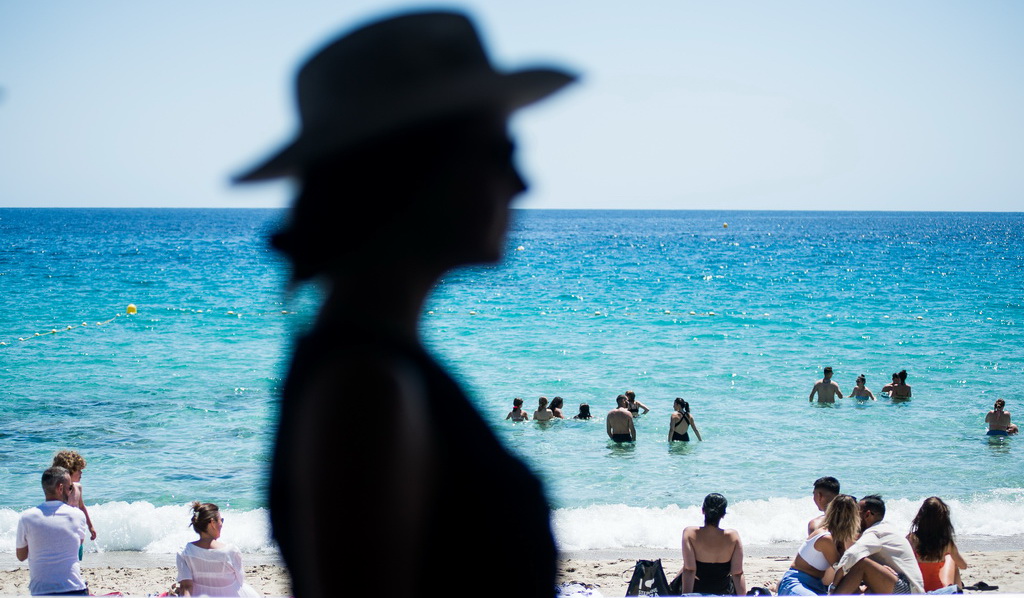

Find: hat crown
297;12;492;131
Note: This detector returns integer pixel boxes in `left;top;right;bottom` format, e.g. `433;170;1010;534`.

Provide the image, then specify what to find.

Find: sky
2;1;1023;211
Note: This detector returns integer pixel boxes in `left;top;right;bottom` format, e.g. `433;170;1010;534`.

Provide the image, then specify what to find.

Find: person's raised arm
638;401;650;415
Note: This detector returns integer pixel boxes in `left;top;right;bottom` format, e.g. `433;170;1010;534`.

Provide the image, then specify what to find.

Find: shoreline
1;545;1023;596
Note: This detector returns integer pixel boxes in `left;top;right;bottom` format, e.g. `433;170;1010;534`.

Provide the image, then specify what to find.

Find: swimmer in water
849;375;876;401
505;397;529;421
985;399;1018;435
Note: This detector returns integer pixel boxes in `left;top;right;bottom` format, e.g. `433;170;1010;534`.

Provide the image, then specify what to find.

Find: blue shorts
777;568;827;596
987;429;1009;436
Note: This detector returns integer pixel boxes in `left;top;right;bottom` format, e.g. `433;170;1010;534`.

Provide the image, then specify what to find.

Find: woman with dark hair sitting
907;497;968;592
677;493;745;595
175;502;258;597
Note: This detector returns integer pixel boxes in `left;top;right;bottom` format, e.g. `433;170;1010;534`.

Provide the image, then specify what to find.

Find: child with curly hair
51;450;97;541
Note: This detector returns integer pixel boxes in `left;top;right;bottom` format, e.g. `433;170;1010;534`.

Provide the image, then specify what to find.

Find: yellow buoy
126;304;138;315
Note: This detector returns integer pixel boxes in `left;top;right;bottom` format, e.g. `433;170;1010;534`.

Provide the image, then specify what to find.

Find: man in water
807;476;840;534
986;399;1018;435
16;467;89;596
832;495;925;594
606;394;636;442
809;366;843;403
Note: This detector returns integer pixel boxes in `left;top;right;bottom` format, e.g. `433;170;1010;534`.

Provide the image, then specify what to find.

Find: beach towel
625;559;672;596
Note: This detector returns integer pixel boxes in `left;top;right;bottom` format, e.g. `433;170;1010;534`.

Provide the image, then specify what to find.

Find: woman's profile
234;10;575;598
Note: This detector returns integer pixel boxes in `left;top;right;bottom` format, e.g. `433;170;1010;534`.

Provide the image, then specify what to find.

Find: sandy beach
1;547;1022;596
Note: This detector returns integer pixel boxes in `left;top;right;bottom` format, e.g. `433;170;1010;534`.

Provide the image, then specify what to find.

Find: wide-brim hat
234;10;577;182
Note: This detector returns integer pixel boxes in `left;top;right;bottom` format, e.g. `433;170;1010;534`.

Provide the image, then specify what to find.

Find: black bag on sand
626;559;673;596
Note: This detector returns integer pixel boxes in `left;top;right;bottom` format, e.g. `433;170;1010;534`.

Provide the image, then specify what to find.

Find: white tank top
797;530;831;571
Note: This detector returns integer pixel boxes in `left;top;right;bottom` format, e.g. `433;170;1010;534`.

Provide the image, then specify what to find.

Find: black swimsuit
694;560;736;595
671;414;692;441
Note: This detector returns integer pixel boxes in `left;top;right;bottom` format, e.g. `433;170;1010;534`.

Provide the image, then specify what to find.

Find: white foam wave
553;491;1024;551
2;491;1020;554
0;502;275;554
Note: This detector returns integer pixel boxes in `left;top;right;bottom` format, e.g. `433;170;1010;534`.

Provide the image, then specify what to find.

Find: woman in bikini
907;497;968;592
668;398;702;442
777;494;860;595
849;375;876;401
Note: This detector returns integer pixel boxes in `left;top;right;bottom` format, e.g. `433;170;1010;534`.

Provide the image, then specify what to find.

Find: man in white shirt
832;495;925;594
16;467;89;596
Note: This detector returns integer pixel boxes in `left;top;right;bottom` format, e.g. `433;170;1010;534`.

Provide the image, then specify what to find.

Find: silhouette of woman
234;11;575;598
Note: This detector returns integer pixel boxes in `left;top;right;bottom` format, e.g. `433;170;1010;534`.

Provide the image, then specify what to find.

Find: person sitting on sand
849;375;876;401
16;467;88;596
505;397;529;421
624;390;649;416
534;396;554;421
668;398;702;442
807;476;841;535
809;367;843;403
573;403;592;420
549;396;566;419
985;399;1018;435
677;493;745;595
176;502;258;597
907;496;969;592
606;395;636;442
832;495;925;594
778;494;860;596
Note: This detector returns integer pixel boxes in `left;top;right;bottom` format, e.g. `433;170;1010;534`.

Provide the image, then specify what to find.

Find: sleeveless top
694;560;736;595
916;559;945;592
797;530;832;571
271;321;557;598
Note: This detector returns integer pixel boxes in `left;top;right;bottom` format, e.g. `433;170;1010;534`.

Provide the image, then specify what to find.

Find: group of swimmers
809;368;913;403
679;478;972;596
505;390;703;444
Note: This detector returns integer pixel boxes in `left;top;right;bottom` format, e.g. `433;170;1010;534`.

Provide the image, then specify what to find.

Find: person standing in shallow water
233;11;575;598
607;395;636;442
849;375;876;401
809;366;843;403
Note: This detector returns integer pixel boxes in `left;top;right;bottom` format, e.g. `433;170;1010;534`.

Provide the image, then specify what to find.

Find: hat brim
233;67;576;183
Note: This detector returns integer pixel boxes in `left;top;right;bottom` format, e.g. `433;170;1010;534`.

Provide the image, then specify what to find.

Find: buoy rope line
0;304;294;347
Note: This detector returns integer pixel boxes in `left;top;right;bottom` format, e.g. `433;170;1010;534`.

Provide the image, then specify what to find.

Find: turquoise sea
1;209;1022;555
